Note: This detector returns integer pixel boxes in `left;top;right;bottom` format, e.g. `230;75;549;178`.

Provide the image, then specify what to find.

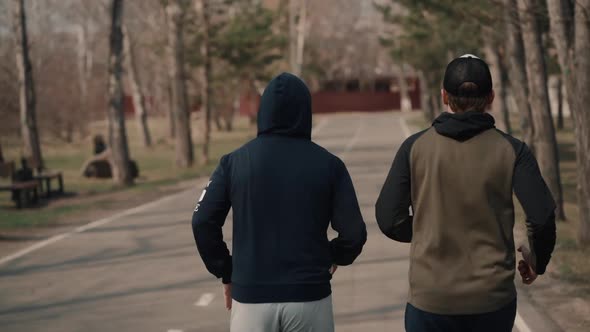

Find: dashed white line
194;292;216;307
167;329;183;332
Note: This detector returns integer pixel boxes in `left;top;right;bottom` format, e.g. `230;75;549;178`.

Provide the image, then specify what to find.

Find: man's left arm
192;156;232;284
375;138;413;243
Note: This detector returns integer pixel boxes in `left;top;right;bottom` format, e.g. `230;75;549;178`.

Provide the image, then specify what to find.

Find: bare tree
504;0;534;146
167;0;194;167
295;0;307;76
75;23;91;139
13;0;43;169
396;65;412;112
485;42;511;134
288;0;297;73
123;24;152;148
573;0;590;245
107;0;133;185
518;0;565;220
161;4;176;139
194;0;212;165
557;78;564;130
547;0;575;125
417;70;435;122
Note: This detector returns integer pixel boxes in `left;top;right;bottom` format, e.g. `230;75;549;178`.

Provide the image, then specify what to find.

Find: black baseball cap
443;54;492;98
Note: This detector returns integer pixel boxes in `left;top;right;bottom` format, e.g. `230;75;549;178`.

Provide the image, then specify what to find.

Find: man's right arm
512;142;556;275
329;157;367;266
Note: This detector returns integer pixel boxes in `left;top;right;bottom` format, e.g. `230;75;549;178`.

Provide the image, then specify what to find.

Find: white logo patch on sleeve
194;181;212;212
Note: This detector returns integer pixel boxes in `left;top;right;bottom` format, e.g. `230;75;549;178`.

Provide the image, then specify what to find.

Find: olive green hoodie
376;111;556;315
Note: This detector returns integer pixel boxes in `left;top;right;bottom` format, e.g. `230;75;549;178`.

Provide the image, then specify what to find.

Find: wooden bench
34;171;64;198
26;158;64;198
0;161;40;209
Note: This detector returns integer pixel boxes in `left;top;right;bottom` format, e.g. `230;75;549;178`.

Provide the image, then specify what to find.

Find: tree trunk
123;24;152;148
574;0;590;246
417;71;434;122
13;0;43;170
225;89;240;132
288;0;297;74
195;0;212;165
294;0;307;76
76;23;90;139
485;43;512;134
167;80;176;138
162;5;176;139
555;75;564;130
166;0;193;167
397;65;412;112
547;0;576;128
213;109;223;131
518;0;565;220
504;0;534;147
107;0;133;185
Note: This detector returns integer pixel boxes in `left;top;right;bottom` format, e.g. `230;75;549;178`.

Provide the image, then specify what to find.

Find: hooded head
257;73;312;139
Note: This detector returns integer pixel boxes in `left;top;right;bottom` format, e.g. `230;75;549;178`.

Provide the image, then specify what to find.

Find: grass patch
0;115;255;229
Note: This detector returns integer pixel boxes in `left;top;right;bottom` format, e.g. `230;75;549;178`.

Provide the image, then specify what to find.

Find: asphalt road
0;112;554;331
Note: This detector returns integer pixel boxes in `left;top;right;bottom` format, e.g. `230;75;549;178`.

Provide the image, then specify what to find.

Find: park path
0;112;554;331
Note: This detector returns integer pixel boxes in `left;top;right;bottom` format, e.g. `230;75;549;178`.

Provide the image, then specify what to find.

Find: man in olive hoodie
192;73;367;332
376;55;556;332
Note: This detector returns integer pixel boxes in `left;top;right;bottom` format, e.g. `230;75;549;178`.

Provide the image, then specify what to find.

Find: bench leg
46;178;52;198
33;187;39;204
58;175;64;194
26;189;31;205
14;189;22;209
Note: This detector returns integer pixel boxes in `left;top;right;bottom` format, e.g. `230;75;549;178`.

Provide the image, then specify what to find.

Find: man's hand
330;264;338;275
223;283;232;310
518;246;538;285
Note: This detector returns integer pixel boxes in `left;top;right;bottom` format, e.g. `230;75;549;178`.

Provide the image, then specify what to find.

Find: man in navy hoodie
192;73;367;331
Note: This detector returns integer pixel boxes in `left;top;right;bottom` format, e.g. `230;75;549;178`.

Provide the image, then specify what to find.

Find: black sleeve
375;136;415;243
329;157;367;266
192;155;233;283
512;142;556;275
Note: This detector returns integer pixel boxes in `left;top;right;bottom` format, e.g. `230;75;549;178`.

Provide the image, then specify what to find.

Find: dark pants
405;299;517;332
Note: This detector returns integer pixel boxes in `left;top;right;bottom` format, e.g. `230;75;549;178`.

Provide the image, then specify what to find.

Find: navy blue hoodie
192;73;367;303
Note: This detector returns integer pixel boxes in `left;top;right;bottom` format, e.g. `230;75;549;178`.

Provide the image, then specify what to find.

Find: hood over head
433;111;496;141
257;73;312;139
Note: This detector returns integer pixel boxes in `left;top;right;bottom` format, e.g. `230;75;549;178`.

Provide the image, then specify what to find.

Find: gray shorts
230;295;334;332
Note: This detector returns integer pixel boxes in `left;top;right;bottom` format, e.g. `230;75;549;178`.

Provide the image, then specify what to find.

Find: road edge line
1;116;332;268
0;186;196;267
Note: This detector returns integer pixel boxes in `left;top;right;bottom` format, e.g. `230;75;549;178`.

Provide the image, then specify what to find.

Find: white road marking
0;117;332;267
194;292;216;307
340;115;364;157
0;188;188;267
401;115;534;332
514;312;532;332
167;329;183;332
311;117;329;137
345;119;363;152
